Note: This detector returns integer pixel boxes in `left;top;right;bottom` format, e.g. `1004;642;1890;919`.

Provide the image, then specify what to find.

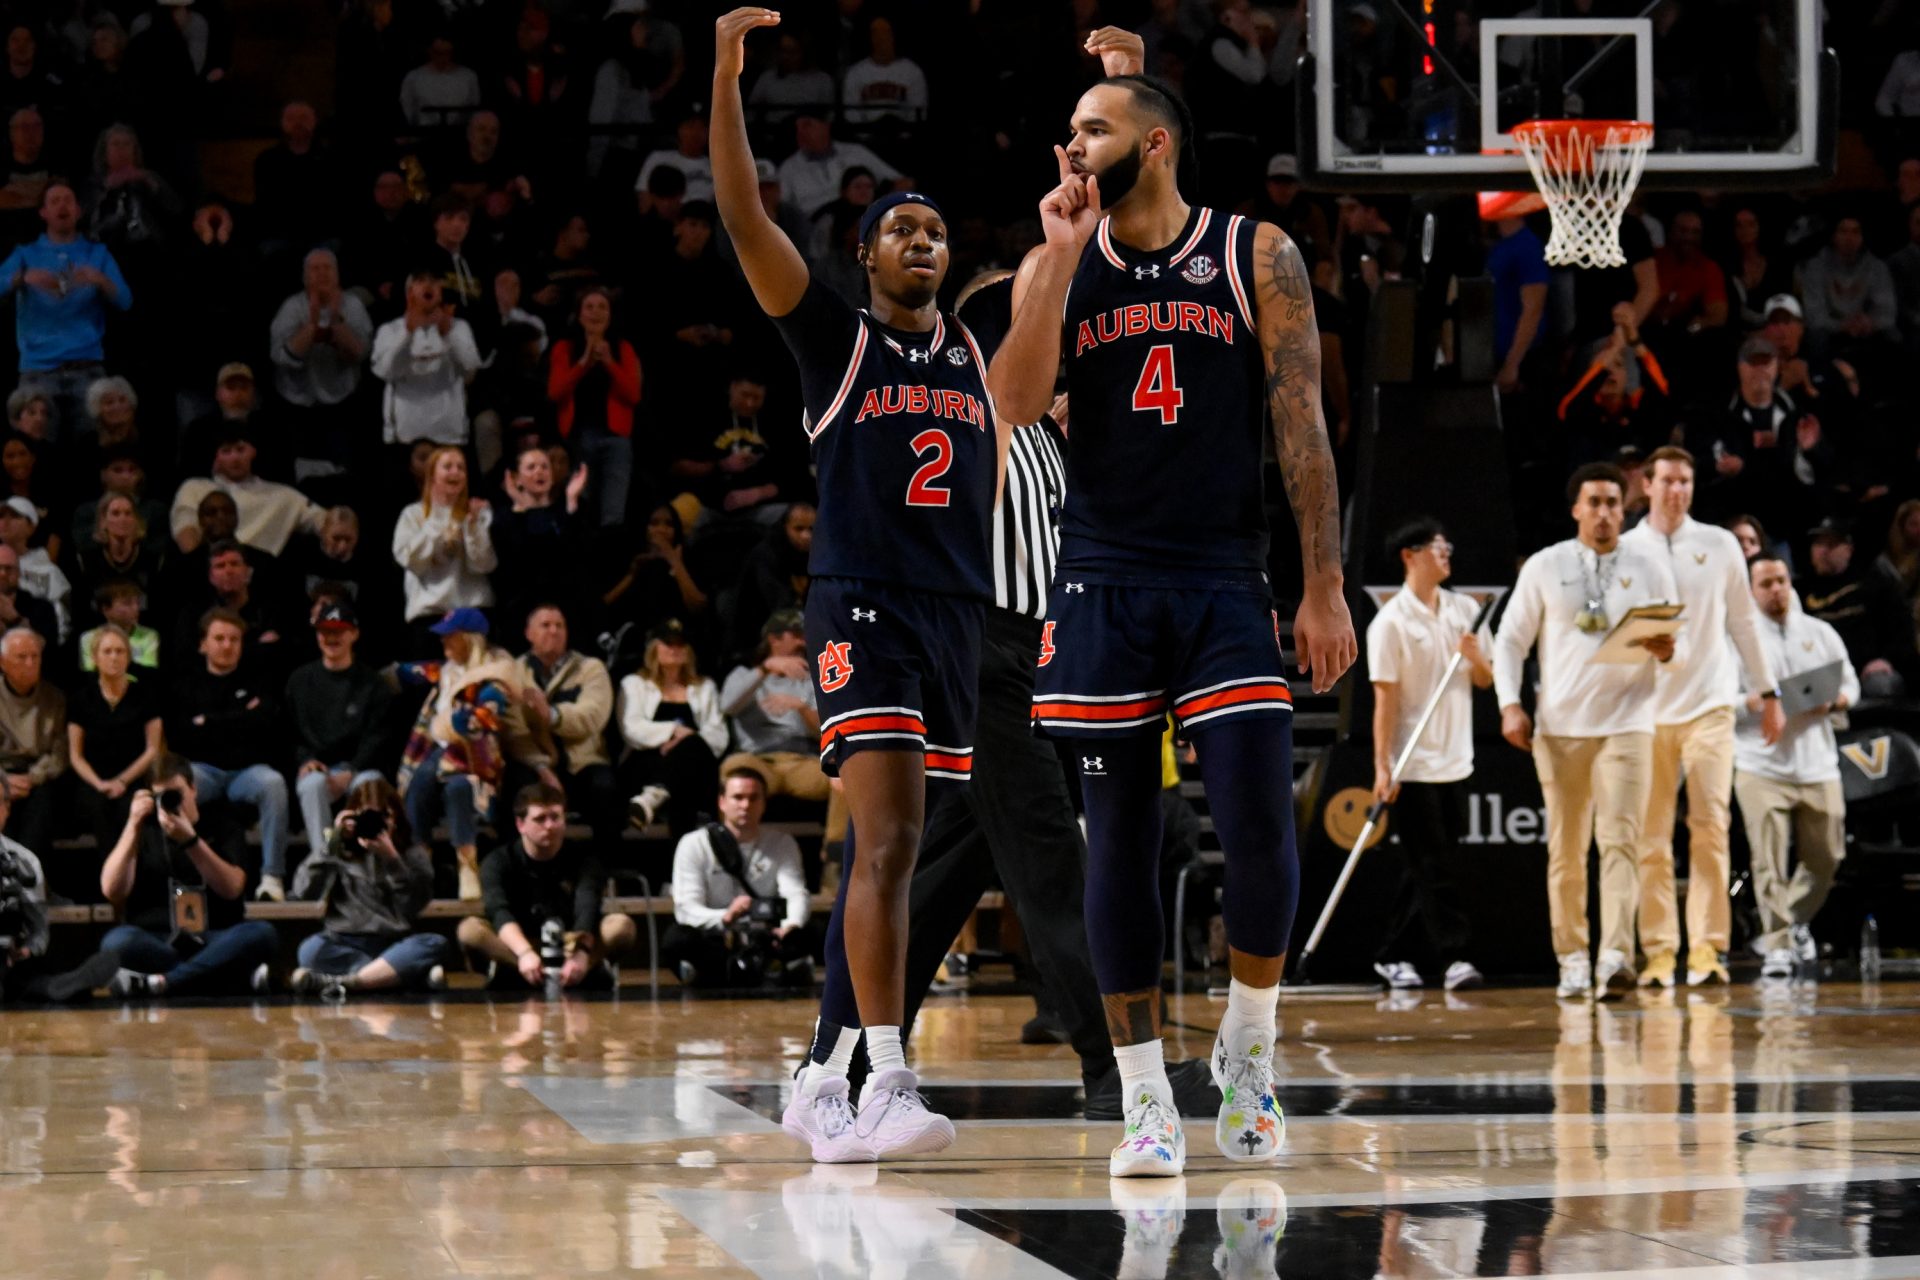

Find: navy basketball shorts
807;577;985;781
1031;581;1293;738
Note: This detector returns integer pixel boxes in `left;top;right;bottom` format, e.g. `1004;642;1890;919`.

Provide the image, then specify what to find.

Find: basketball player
712;9;1009;1162
989;69;1357;1175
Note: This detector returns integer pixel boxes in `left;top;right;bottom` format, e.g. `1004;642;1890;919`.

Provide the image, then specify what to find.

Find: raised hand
1040;145;1101;252
716;7;780;80
1084;26;1145;77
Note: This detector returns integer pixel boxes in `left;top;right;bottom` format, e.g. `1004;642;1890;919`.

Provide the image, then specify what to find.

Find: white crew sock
859;1025;908;1109
1114;1037;1170;1104
1225;978;1279;1034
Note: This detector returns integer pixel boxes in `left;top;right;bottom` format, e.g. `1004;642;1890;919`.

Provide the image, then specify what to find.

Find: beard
1093;145;1145;208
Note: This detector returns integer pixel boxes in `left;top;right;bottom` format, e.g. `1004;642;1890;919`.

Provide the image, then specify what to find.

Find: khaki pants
720;750;849;842
1636;706;1737;958
1732;772;1846;954
1535;732;1652;959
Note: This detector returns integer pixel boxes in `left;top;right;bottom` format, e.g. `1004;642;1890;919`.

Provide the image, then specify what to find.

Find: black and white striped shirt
993;417;1067;619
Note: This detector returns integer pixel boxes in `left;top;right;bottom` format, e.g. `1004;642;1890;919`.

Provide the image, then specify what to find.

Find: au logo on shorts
1037;620;1057;667
817;641;855;693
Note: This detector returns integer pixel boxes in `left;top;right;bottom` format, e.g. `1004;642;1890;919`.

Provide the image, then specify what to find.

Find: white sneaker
1555;951;1591;999
1108;1079;1186;1177
855;1067;955;1158
1760;948;1796;982
1593;948;1635;1000
426;964;447;991
627;785;670;829
108;968;154;998
250;962;272;994
1372;960;1423;989
1211;1023;1285;1163
1110;1176;1187;1274
254;874;286;903
1443;960;1484;991
781;1069;875;1163
1214;1178;1287;1280
1791;924;1818;964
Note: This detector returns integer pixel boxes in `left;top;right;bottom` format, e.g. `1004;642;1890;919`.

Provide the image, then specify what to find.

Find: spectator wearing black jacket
490;441;589;634
454;782;636;992
166;608;291;902
171;540;298;686
1798;518;1920;697
285;600;393;865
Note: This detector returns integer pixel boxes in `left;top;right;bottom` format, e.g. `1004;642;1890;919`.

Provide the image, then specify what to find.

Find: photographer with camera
454;782;637;993
0;776;123;1002
96;754;279;997
663;766;811;988
287;778;448;998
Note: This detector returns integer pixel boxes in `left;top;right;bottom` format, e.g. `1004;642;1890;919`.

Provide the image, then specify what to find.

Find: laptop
1777;660;1844;716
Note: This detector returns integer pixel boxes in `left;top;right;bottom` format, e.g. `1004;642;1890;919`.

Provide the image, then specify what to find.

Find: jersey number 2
906;429;952;507
1132;344;1184;425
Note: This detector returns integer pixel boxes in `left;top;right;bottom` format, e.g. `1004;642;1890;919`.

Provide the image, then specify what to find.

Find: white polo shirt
1367;586;1483;783
1620;514;1775;725
1493;537;1682;738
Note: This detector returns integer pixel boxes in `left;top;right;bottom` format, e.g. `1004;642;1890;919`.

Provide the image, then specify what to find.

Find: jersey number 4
906;429;952;507
1132;344;1184;425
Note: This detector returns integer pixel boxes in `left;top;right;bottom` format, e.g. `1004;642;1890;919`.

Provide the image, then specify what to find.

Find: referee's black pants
895;607;1113;1086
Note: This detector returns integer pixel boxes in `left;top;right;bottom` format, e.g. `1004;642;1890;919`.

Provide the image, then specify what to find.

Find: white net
1511;121;1654;270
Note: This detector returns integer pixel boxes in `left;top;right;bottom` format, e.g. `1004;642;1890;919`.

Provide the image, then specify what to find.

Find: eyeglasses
1424;538;1453;554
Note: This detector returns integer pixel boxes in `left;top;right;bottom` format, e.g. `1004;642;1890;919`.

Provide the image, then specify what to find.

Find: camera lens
159;790;183;814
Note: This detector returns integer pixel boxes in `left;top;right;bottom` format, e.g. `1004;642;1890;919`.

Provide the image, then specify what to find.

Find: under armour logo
1065;583;1085;593
851;608;877;622
1082;756;1105;774
906;348;931;363
1133;265;1161;279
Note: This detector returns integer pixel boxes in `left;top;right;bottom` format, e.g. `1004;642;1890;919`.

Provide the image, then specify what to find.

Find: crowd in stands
2;0;1920;999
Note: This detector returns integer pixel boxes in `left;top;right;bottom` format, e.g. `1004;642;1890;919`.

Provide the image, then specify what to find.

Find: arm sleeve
395;843;435;917
1493;557;1544;708
370;321;408;381
449;321;483;376
291;842;339;900
772;833;809;927
462;506;497;573
1869;261;1900;331
1365;614;1401;685
29;694;66;784
269;297;305;368
572;855;607;933
391;507;445;573
546;340;585;403
694;680;729;757
1835;629;1862;707
1651;553;1688;671
670;833;727;928
554;660;614;745
97;247;131;311
1723;538;1776;691
609;342;642;407
170;479;208;538
481;848;519;931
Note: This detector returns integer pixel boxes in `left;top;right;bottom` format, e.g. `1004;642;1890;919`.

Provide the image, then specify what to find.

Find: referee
855;271;1213;1115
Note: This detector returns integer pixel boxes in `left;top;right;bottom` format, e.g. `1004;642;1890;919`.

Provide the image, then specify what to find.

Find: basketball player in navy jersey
990;67;1357;1175
712;9;1010;1164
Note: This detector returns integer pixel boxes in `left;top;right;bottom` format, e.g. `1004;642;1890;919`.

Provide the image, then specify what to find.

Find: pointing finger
1054;144;1075;185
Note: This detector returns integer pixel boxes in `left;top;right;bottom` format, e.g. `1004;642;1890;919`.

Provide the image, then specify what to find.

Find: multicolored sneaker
1211;1023;1285;1163
781;1068;875;1163
855;1067;956;1158
1108;1080;1186;1177
1213;1178;1287;1279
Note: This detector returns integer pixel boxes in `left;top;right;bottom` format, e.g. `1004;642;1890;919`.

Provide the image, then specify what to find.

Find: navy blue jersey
773;281;997;601
1060;206;1268;587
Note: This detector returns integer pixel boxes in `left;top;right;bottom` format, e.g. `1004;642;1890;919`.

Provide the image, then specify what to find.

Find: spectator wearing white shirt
1619;446;1784;989
748;32;835;123
1494;463;1680;1001
719;608;843;836
398;35;482;129
775;113;904;221
636;115;714;204
618;618;727;838
663;766;811;987
270;249;371;414
1366;520;1491;993
840;18;927;126
1734;555;1858;983
371;274;484;447
0;499;66;642
169;428;327;557
391;447;496;646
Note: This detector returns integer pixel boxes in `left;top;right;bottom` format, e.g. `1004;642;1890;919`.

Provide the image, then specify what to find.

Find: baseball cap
216;362;254;386
761;608;805;638
1808;516;1851;544
1738;335;1778;364
315;600;359;631
858;191;946;244
648;618;689;645
1266;153;1299;180
429;607;490;636
754;158;778;184
1;496;36;526
1763;293;1803;321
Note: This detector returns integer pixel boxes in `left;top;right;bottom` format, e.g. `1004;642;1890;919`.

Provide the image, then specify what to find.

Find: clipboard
1592;603;1685;665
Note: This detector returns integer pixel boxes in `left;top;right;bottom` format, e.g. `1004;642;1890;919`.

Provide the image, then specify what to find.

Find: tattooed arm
1254;221;1356;693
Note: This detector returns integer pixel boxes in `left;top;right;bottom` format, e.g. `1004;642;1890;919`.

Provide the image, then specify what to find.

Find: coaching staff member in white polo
1495;462;1679;1001
1620;445;1783;988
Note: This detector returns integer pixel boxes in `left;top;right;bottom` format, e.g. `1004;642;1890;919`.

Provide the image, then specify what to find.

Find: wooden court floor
2;982;1918;1278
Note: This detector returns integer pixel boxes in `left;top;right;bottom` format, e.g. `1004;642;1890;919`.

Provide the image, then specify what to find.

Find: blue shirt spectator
1487;218;1549;387
0;181;131;371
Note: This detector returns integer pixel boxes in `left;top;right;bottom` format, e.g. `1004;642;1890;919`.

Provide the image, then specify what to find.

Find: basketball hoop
1503;119;1654;270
